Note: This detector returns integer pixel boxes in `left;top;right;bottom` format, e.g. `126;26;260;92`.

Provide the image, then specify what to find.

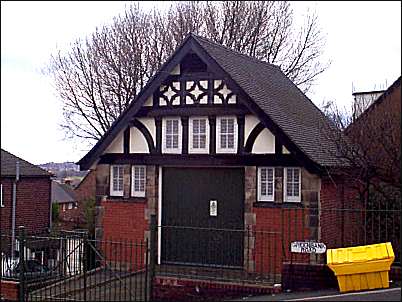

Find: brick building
346;77;401;189
0;149;52;256
77;34;358;278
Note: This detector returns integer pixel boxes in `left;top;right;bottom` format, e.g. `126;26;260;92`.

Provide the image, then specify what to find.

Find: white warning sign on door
210;200;217;216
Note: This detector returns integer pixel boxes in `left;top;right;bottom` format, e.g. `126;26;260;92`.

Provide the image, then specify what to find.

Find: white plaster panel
213;95;223;104
143;96;153;107
138;117;156;142
170;64;180;75
252;128;275;154
171;82;180;105
104;130;124;153
130;127;149;153
228;95;237;104
283;146;291;154
244;115;261;144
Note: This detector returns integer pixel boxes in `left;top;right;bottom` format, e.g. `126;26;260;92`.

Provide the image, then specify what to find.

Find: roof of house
346;76;401;132
1;149;52;177
51;181;76;204
78;33;342;170
192;34;340;167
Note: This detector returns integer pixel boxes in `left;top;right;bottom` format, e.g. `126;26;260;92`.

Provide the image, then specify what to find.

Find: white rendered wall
252;128;275;154
171;64;180;75
143;96;153;107
130;127;149;153
244;115;260;144
138;117;156;143
103;130;124;153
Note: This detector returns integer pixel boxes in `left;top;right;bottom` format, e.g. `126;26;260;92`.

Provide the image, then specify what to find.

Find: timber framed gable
78;33;339;174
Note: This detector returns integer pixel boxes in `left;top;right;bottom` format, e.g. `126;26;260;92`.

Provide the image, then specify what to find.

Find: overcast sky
1;1;401;165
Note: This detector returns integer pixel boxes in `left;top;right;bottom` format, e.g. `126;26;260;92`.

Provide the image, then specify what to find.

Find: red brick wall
320;175;362;249
68;170;97;227
0;280;19;301
100;200;148;269
253;207;310;274
0;177;51;236
75;170;96;203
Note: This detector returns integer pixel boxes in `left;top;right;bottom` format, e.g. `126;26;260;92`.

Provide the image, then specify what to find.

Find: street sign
291;241;326;254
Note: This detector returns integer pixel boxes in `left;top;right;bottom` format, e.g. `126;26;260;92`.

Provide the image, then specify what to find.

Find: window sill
253;202;304;208
105;196;147;203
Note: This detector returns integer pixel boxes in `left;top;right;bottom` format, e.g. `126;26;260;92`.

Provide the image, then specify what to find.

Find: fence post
18;226;25;302
83;231;88;302
149;214;157;302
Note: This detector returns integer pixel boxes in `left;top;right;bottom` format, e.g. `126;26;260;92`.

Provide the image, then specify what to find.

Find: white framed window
257;167;275;201
162;117;182;153
189;117;209;153
67;203;73;210
132;165;146;197
216;116;238;153
110;165;124;196
284;167;301;202
0;184;4;207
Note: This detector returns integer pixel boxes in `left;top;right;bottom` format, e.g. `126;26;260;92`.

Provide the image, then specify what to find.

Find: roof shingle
1;149;51;177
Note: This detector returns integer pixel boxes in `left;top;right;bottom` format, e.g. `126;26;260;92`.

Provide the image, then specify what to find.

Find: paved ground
28;268;147;301
232;287;401;301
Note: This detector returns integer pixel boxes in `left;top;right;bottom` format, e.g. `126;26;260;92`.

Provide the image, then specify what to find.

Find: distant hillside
39;161;87;179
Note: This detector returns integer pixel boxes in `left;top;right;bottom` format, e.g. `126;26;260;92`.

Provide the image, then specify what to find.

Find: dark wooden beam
130;119;156;154
209;116;216;155
244;123;265;153
275;136;283;155
237;115;245;154
181;117;189;154
136;104;250;118
99;153;301;167
155;117;162;154
123;127;130;154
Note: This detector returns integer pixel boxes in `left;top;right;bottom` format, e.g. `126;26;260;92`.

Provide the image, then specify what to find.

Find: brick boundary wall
281;263;338;291
0;280;19;301
153;276;281;302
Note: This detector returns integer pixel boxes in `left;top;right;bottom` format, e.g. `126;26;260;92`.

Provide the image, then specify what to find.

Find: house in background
51;181;78;230
0;148;52;257
76;32;358;275
347;77;401;194
50;170;97;232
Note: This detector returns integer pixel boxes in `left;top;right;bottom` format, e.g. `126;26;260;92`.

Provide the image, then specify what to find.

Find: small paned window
166;119;179;149
284;167;301;202
132;166;146;197
217;116;237;153
258;167;275;201
189;117;209;153
110;165;124;196
163;118;181;153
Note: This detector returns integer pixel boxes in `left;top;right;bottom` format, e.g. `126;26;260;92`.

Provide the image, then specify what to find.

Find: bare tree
46;1;329;144
320;86;401;204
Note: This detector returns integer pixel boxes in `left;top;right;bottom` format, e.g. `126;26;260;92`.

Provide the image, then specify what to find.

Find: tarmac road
232;287;401;301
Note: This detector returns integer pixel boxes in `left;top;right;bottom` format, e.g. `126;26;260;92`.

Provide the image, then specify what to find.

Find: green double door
161;167;244;267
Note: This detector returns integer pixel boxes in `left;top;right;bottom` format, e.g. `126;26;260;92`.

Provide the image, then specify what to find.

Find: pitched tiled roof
51;181;76;203
192;34;341;166
1;149;51;177
78;33;343;169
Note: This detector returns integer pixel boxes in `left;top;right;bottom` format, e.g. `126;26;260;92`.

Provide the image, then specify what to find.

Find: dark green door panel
161;167;244;267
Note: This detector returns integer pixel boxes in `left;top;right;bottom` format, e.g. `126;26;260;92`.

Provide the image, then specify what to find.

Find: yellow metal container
327;242;395;292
